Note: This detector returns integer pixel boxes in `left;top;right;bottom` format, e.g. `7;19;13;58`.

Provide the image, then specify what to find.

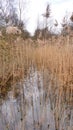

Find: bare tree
70;12;73;22
42;4;51;41
42;4;50;23
0;0;19;27
54;20;58;27
18;0;27;28
61;15;69;36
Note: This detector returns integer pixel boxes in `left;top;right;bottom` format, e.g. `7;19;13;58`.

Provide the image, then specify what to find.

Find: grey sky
0;0;73;34
25;0;73;35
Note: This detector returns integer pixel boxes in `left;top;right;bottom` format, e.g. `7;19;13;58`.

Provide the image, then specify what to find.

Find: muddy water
0;70;73;130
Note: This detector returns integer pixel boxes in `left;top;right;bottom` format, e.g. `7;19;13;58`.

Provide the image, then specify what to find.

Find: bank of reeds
0;38;73;130
0;38;73;100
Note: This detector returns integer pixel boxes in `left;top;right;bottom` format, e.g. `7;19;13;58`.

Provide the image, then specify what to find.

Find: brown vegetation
0;35;73;130
0;37;73;93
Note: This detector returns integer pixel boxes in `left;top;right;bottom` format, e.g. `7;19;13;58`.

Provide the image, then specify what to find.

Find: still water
0;70;73;130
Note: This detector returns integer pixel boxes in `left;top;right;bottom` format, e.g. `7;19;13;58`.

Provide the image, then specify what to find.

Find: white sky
25;0;73;35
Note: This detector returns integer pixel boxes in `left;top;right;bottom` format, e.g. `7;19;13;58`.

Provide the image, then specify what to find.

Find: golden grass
34;44;73;104
0;38;73;130
34;44;73;85
0;39;73;101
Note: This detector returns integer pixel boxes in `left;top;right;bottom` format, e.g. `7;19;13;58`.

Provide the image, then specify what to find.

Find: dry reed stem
0;39;73;101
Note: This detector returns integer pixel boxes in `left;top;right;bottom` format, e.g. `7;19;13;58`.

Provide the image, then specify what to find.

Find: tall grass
0;37;73;129
34;44;73;105
0;38;73;100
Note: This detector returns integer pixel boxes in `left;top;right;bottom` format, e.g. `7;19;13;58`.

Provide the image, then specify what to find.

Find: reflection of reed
0;41;73;108
0;70;73;130
20;82;26;130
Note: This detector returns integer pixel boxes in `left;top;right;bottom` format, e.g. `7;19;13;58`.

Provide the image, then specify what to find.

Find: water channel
0;69;73;130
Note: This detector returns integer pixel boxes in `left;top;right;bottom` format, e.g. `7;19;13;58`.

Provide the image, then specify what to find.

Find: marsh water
0;69;73;130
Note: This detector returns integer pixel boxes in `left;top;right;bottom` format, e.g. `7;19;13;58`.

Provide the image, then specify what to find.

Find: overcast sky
25;0;73;35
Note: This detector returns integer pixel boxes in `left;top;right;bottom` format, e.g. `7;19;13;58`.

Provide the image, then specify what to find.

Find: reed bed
34;44;73;85
34;44;73;107
0;38;73;130
0;38;73;101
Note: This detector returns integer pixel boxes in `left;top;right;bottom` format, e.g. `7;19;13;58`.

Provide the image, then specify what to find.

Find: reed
0;38;73;102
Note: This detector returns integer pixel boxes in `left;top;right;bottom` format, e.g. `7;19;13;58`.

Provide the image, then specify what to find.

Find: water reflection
0;70;73;130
